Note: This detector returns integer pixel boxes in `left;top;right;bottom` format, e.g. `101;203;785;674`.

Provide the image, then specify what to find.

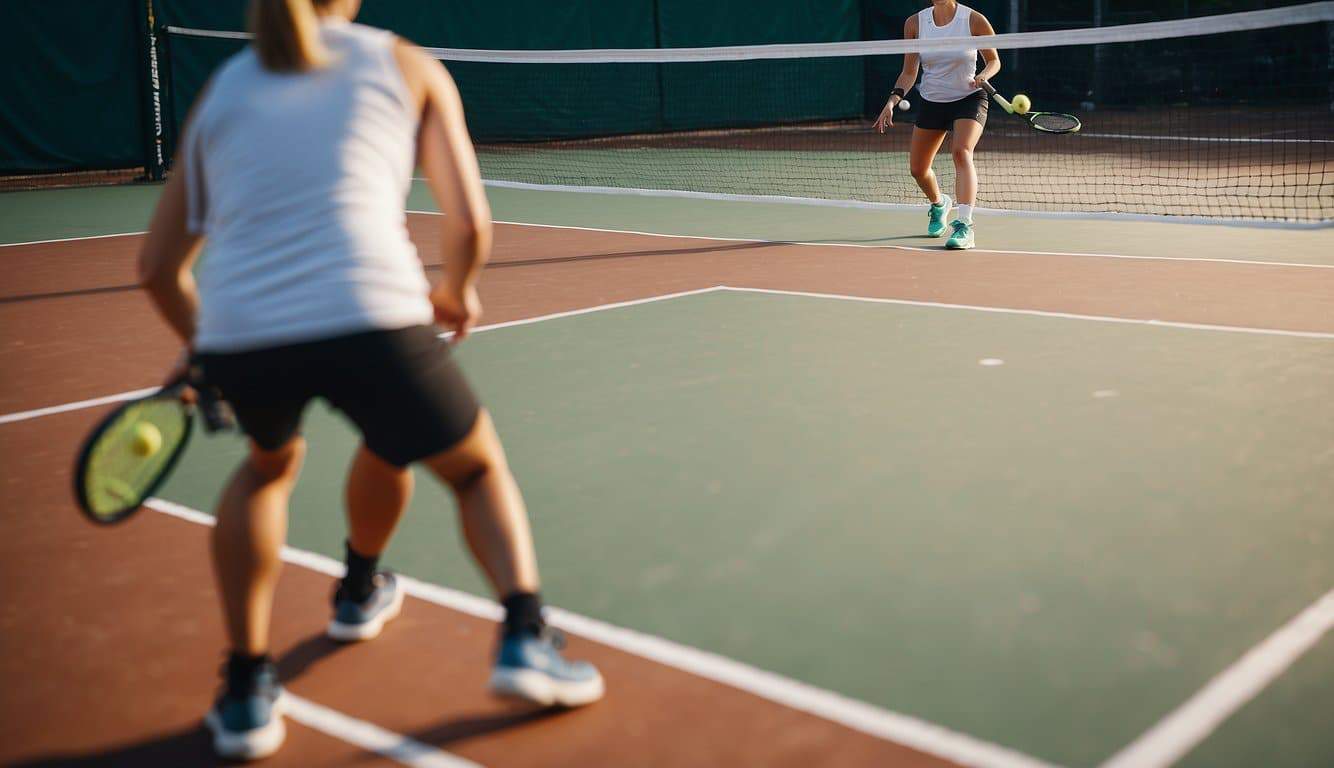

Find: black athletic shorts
914;91;988;131
197;326;480;467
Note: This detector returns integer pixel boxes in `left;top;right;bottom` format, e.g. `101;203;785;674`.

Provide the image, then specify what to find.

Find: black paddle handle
186;359;235;434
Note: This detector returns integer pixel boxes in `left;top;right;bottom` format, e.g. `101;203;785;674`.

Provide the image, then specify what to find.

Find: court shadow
419;233;944;273
276;630;347;683
9;724;224;767
484;239;787;270
404;705;574;749
800;234;934;244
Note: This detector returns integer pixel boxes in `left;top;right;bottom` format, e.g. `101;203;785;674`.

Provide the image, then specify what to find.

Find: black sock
225;652;272;695
501;591;545;637
341;540;379;601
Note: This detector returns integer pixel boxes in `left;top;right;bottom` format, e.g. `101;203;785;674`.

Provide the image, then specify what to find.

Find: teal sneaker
927;195;952;237
945;219;975;250
490;627;604;707
328;572;404;642
205;656;286;760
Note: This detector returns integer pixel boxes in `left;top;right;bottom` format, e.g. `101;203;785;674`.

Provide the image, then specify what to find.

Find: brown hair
250;0;329;72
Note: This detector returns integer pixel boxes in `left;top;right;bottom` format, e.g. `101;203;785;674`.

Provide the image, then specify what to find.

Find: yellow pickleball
131;422;163;457
1012;94;1032;115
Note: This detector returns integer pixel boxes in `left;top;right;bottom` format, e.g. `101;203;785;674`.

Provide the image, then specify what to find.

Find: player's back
183;19;431;353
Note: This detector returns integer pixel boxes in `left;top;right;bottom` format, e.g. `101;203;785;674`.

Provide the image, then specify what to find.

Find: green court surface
155;288;1334;767
1181;633;1334;768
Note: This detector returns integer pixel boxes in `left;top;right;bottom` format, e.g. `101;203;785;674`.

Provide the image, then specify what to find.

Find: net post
134;0;168;181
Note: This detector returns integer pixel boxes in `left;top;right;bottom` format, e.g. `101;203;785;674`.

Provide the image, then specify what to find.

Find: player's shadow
275;630;347;683
800;234;935;244
8;726;225;767
402;705;575;750
9;708;570;767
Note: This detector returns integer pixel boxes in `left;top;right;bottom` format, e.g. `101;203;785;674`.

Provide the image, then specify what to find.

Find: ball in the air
897;99;911;111
131;423;162;457
1012;94;1032;115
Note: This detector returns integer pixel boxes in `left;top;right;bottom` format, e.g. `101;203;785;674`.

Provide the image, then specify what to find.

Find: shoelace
951;221;970;237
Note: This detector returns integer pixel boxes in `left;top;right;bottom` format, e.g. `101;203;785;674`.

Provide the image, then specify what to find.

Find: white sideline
0;231;149;248
284;694;483;768
145;499;1061;768
1099;588;1334;768
0;288;725;426
717;286;1334;340
0;387;158;426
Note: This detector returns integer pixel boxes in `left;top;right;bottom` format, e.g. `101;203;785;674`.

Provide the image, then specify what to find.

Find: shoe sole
327;585;405;642
489;666;605;708
945;241;975;250
205;694;287;761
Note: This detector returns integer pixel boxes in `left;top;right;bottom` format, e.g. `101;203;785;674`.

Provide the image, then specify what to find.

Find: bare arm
395;40;492;339
875;15;919;132
138;163;204;346
970;12;1000;88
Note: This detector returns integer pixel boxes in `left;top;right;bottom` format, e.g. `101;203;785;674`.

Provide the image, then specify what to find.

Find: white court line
439;285;724;337
0;231;148;248
0;288;724;427
4;215;1332;272
719;285;1334;340
284;695;483;768
0;387;158;426
145;499;1061;768
1099;588;1334;768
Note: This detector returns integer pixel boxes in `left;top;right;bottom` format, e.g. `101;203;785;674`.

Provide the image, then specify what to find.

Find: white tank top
183;19;433;353
916;4;980;103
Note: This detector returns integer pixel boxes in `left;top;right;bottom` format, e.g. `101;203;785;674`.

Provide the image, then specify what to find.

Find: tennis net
164;3;1334;225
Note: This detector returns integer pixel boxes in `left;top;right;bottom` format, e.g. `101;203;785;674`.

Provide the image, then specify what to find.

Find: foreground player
138;0;602;759
876;0;999;250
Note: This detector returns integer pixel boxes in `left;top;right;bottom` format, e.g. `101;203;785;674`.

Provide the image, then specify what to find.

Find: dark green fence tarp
0;1;148;174
656;1;864;130
157;1;661;144
158;0;868;144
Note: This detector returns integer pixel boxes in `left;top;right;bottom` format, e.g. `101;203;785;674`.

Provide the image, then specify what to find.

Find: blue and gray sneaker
927;194;953;237
945;219;975;250
490;627;604;707
204;657;286;761
328;572;404;642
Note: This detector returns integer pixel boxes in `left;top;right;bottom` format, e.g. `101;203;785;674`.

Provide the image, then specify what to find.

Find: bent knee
910;164;934;181
247;437;306;482
425;410;509;490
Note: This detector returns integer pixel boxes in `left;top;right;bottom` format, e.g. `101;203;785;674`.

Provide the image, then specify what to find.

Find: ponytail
250;0;328;72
